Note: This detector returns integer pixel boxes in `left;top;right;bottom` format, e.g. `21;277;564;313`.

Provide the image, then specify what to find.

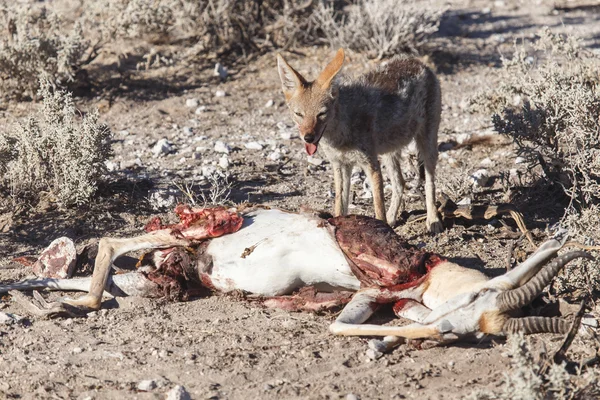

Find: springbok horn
503;317;570;335
497;251;592;312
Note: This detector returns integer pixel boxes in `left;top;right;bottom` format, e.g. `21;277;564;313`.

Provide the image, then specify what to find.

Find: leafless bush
474;28;600;240
0;3;94;99
174;174;232;207
0;80;112;206
312;0;443;58
470;334;600;399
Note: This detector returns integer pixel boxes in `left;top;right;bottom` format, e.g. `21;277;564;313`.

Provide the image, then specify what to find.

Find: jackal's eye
317;111;327;119
294;111;304;118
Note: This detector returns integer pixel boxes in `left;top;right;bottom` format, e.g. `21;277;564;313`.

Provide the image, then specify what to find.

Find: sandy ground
1;0;600;399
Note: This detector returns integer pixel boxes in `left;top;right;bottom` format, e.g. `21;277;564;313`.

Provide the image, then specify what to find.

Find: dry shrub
313;0;443;58
0;80;112;206
0;3;93;99
470;334;600;399
473;28;600;293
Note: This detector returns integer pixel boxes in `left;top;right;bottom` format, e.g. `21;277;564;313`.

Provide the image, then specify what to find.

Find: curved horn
503;317;570;335
497;251;592;312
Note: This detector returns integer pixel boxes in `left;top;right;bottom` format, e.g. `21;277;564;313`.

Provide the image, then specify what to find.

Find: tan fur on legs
64;231;189;309
365;158;387;222
333;162;351;216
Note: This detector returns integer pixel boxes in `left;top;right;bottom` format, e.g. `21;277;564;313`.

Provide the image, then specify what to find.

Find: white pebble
268;150;282;161
202;165;218;177
215;90;226;97
469;169;490;187
244;141;263;150
365;348;382;360
152;138;172;157
307;156;323;166
346;394;360;400
219;155;229;169
137;380;157;392
480;157;494;167
214;141;231;154
104;160;119;172
185;98;199;108
214;63;228;80
264;99;274;108
515;156;526;164
183;127;193;136
0;312;17;325
166;385;191;400
195;106;207;114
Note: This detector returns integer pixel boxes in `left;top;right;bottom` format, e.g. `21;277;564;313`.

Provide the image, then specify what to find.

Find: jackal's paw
427;219;444;234
368;336;403;353
62;294;102;311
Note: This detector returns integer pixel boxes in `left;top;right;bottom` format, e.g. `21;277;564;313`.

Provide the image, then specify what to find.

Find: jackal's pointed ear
316;48;345;89
277;54;306;101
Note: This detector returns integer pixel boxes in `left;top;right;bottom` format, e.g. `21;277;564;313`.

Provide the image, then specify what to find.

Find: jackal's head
276;49;345;155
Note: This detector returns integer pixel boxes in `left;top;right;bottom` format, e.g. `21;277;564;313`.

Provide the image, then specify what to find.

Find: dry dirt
1;1;600;399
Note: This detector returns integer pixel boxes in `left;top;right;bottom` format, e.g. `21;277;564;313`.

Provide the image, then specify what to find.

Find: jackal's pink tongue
305;143;318;155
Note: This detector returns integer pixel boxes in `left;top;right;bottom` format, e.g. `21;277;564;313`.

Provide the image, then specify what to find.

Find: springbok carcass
0;205;593;349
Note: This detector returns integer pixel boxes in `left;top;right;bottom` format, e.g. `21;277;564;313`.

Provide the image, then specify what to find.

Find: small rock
469;169;490;187
244;141;263;150
215;90;226;97
264;99;274;108
214;141;231;154
202;165;218;177
307;156;324;166
279;130;293;140
71;347;83;354
0;312;17;325
104;160;119;172
214;63;228;80
582;315;598;328
148;189;177;210
166;385;191;400
137;380;157;392
219;155;230;169
193;152;202;160
182;127;193;136
480;157;494;167
268;150;282;161
152;138;173;157
347;394;360;400
515;156;526;164
33;237;77;279
195;106;207;115
185;98;199;108
366;348;383;360
118;130;129;136
457;197;472;206
439;142;454;152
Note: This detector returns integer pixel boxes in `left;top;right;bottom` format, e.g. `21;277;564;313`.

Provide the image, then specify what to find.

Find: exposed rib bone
496;251;592;312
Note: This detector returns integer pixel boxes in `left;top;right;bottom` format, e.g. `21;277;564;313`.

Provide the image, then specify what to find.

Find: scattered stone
307;156;323;166
515;156;526;164
264;99;274;108
185;98;199;108
215;90;226;97
457;197;471;206
104;160;119;172
469;169;490;187
202;165;218;177
366;348;383;360
195;106;207;114
193;152;202;160
71;347;83;354
152;138;173;157
479;157;494;167
166;385;192;400
219;155;230;169
137;380;157;392
183;127;193;136
268;150;282;161
0;312;18;325
148;189;177;210
582;315;598;328
214;141;231;154
360;180;373;199
439;142;454;152
214;63;228;80
121;158;143;169
244;141;263;150
346;394;360;400
118;130;129;136
32;237;77;279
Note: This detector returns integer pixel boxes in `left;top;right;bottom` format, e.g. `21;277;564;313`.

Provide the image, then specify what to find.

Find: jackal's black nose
304;134;315;143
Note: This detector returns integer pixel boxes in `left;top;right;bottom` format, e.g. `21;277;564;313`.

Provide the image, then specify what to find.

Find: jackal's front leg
64;231;189;310
333;162;351;216
364;160;387;223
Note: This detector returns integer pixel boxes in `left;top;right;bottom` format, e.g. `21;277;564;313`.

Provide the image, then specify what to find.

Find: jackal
276;49;443;233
